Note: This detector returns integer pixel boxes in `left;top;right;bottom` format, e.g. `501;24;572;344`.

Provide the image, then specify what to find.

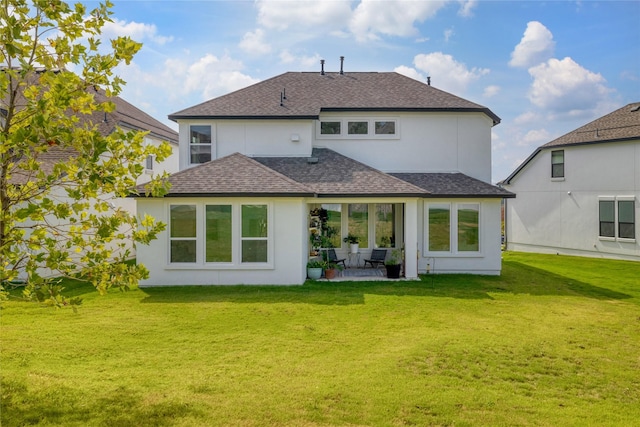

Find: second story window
320;121;341;135
190;125;211;164
551;150;564;178
145;154;154;171
348;121;368;135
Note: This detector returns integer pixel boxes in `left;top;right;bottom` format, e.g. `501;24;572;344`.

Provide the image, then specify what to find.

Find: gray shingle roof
542;102;640;148
169;72;500;125
391;173;515;198
136;152;314;197
254;148;428;197
502;102;640;185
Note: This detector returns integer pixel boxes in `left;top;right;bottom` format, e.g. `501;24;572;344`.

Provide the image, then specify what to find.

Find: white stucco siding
136;197;307;286
176;120;313;170
313;112;492;180
505;140;640;260
417;198;503;275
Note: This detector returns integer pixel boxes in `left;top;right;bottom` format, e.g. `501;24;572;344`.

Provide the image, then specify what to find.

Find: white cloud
406;52;489;95
520;128;551;147
394;65;427;83
509;21;555;68
350;0;446;42
279;50;322;69
256;0;352;32
444;28;454;42
513;110;542;125
528;57;612;115
239;29;272;55
483;85;500;98
102;18;173;45
457;0;477;17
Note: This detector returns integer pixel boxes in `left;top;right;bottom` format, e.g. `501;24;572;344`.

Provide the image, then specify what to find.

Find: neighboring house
4;70;179;277
135;67;513;286
501;102;640;261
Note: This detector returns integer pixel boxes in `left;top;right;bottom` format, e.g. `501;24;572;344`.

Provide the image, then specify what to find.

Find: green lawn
2;252;639;426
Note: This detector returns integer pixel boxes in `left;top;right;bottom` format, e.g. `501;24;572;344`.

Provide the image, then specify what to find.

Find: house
501;103;640;261
135;65;514;286
3;69;179;278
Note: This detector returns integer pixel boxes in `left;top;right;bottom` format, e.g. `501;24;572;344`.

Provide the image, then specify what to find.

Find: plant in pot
384;249;402;279
343;233;360;254
323;261;343;280
306;260;325;280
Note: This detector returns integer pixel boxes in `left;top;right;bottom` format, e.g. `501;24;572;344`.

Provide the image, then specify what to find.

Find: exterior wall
418;198;503;275
504;140;640;260
175;112;494;182
314;112;493;182
137;197;308;286
176;119;313;170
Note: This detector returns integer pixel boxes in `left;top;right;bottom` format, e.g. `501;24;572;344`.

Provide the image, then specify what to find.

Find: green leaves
0;0;167;308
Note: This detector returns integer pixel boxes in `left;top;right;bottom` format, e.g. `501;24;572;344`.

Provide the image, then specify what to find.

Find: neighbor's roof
169;71;500;125
501;102;640;185
390;173;515;198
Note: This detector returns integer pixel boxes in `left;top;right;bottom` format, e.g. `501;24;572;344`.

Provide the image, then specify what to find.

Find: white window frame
423;201;483;256
167;201;273;268
189;124;213;165
599;196;636;242
169;204;198;264
316;117;399;140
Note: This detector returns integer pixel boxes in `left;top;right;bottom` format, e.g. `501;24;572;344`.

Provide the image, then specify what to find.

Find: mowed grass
1;252;639;426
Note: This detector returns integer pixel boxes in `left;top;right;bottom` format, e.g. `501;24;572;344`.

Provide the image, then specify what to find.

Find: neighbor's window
375;204;395;248
145;154;154;171
190;125;212;164
551;150;564;178
347;204;369;248
618;200;635;239
457;204;480;252
205;205;232;262
428;204;451;252
348;121;368;135
323;204;342;248
599;200;615;238
375;121;396;135
242;205;268;263
170;205;197;263
320;121;341;135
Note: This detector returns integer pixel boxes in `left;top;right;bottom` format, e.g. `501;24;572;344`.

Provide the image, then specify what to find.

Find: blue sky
95;0;640;182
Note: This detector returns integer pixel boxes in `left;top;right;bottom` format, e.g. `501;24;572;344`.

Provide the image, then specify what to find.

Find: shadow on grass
0;379;204;427
139;259;633;306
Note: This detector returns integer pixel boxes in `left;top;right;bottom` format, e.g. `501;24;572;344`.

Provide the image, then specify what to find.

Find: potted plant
324;262;343;280
343;233;360;254
306;260;325;280
384;249;402;279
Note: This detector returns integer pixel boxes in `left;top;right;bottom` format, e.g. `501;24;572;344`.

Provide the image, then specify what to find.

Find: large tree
1;0;171;308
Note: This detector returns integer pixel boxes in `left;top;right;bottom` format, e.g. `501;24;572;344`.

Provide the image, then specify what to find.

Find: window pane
170;205;196;238
348;204;368;248
599;200;615;237
429;206;450;252
190;125;211;144
320;121;341;135
348;121;368;135
551;150;564;178
206;205;232;262
145;155;153;170
375;204;395;248
375;121;395;135
170;240;196;263
190;145;211;164
242;240;267;263
242;205;268;238
323;204;342;248
619;201;635;239
458;204;479;252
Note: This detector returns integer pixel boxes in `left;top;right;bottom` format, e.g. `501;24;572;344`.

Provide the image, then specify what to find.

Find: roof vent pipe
427;76;431;86
340;56;344;75
320;59;325;75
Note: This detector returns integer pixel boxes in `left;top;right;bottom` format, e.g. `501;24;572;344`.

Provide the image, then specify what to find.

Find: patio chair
326;248;346;268
364;249;386;268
